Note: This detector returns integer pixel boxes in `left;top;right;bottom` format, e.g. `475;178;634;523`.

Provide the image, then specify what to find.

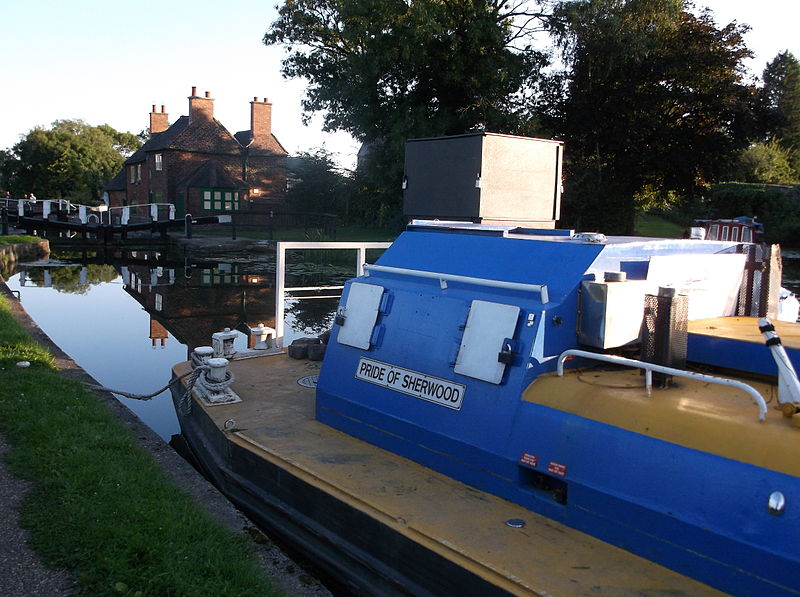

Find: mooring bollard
185;213;193;238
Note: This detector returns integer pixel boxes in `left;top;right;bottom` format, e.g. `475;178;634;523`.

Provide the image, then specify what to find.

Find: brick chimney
189;87;214;123
250;97;272;148
149;104;169;134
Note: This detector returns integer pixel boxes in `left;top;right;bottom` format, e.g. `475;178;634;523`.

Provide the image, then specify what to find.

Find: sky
1;0;797;169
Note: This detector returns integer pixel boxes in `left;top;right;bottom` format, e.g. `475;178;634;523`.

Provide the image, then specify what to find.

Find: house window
731;227;739;242
742;228;753;243
129;165;136;184
708;224;719;240
201;188;239;211
201;265;239;286
155;153;163;171
721;225;729;241
154;191;163;203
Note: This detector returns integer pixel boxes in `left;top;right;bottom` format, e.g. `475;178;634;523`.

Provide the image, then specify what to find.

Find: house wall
109;88;288;216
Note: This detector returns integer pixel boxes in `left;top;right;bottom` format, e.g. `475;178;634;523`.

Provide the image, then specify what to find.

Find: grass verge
0;234;42;247
634;213;685;238
0;293;279;596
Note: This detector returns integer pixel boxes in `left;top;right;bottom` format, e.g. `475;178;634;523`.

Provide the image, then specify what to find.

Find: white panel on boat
337;282;385;349
455;300;520;384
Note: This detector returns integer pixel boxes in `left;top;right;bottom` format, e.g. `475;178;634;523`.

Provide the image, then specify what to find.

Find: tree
550;0;757;233
733;141;798;184
286;148;355;217
1;120;140;202
265;0;552;222
759;51;800;177
760;51;800;149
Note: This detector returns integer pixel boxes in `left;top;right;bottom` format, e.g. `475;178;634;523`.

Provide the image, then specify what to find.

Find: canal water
5;246;800;441
4;248;356;440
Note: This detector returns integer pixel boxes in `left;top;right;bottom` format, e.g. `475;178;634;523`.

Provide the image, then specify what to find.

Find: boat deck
175;353;722;596
688;316;800;348
687;316;800;377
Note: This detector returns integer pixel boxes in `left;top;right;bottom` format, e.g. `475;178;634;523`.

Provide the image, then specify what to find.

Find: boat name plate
355;357;465;410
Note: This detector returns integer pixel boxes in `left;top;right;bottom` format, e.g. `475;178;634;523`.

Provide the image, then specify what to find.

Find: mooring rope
86;364;236;418
84;368;197;401
85;364;217;415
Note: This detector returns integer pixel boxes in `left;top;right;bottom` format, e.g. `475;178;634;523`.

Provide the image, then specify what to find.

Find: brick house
105;87;287;217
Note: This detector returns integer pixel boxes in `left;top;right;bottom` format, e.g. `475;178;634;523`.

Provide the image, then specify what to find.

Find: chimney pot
205;91;210;98
250;97;273;148
191;86;197;96
150;103;169;134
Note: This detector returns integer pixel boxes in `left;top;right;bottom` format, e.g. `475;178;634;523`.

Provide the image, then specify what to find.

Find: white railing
556;349;769;421
3;198;175;225
363;263;550;303
274;241;392;347
107;203;175;225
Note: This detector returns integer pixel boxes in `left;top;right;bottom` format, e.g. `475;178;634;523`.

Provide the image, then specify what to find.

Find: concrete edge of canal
0;240;331;597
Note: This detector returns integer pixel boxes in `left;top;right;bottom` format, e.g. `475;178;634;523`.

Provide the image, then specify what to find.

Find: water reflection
5;249;344;439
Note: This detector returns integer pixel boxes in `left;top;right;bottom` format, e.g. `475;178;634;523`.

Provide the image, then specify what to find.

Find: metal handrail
556;349;769;421
363;263;550;304
274;241;392;347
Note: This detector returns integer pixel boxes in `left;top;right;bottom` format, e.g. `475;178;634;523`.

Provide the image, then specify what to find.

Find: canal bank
0;241;330;596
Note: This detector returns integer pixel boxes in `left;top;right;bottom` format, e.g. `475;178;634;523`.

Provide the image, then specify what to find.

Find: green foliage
0;120;140;203
733;141;799;184
552;0;757;234
265;0;552;220
287;148;355;217
0;295;278;596
709;182;800;243
760;51;800;153
0;235;42;247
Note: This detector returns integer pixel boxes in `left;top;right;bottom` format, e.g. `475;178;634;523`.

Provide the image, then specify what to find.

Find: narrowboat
692;216;764;243
171;221;800;596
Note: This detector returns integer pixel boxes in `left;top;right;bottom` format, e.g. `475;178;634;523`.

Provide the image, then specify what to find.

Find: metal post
231;216;237;240
275;242;286;347
357;247;366;277
185;214;193;238
1;208;7;235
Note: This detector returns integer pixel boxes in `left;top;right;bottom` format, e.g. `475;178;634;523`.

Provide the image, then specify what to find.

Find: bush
709;183;800;244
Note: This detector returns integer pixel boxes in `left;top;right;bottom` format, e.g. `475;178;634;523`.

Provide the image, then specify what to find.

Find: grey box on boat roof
403;132;563;228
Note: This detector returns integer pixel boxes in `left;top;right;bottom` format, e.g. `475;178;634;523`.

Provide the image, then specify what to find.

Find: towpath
0;278;330;596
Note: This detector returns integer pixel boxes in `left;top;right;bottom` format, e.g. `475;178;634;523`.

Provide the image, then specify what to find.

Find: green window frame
201;188;240;211
201;265;239;286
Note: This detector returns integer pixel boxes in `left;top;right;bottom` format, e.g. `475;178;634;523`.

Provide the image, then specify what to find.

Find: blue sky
1;0;797;168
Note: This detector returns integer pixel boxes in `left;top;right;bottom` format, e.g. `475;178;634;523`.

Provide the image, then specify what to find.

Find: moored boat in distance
171;221;800;596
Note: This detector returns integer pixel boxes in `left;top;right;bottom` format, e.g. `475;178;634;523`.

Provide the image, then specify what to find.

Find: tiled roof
175;160;249;190
124;115;243;163
233;130;289;155
103;168;127;191
171;118;242;154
